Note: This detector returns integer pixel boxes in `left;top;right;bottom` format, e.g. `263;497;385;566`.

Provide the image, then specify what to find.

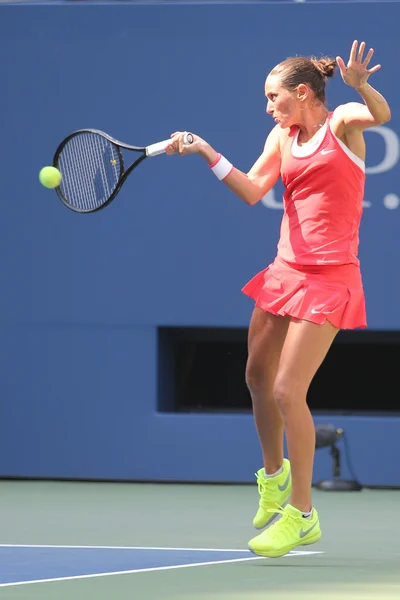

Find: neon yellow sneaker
252;459;292;529
248;503;322;558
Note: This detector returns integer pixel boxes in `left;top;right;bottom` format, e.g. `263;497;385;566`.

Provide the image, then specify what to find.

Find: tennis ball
39;166;62;189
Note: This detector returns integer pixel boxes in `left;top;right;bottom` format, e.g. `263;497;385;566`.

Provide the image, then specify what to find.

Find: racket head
53;129;140;213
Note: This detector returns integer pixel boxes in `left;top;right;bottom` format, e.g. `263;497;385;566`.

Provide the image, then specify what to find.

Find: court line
0;543;325;553
0;551;324;588
0;544;264;552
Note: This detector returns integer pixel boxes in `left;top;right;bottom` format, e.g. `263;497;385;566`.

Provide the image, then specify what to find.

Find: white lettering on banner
261;126;400;210
365;126;399;174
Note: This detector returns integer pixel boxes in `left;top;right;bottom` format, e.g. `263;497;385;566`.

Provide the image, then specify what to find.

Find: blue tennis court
0;544;321;587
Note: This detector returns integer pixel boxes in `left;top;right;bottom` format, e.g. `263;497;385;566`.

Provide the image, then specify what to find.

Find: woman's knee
245;358;262;394
246;310;289;396
273;377;305;415
245;356;272;397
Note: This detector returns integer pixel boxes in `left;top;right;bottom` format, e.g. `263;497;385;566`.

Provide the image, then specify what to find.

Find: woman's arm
167;125;282;206
335;40;391;130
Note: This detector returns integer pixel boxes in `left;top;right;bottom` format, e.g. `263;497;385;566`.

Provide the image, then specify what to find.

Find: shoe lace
265;505;299;540
256;472;279;509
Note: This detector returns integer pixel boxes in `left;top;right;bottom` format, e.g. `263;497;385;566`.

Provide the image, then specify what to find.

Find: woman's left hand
336;40;381;90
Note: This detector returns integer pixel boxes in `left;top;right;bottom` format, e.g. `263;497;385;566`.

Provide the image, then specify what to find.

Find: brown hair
270;56;337;103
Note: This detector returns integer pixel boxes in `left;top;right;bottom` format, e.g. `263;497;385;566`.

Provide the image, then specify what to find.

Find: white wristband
209;153;234;181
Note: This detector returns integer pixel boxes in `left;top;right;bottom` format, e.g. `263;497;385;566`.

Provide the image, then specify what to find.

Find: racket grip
146;140;170;157
146;132;194;157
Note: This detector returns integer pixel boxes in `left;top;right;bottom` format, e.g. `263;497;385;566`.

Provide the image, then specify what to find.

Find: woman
166;40;391;558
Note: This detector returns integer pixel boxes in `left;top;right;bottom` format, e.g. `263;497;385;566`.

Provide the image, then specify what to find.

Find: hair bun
311;57;337;79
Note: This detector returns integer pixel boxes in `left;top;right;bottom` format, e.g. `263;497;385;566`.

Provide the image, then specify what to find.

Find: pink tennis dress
242;113;367;329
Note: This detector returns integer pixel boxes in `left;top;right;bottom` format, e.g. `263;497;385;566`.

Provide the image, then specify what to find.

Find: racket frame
52;129;168;213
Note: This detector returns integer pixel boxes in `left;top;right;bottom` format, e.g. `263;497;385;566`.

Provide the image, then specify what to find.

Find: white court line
0;544;261;552
0;543;325;554
0;551;324;588
0;557;263;588
0;545;324;588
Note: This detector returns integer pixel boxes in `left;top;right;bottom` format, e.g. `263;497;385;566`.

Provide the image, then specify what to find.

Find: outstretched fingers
368;63;382;74
349;40;358;63
362;47;374;66
357;41;366;62
336;55;346;73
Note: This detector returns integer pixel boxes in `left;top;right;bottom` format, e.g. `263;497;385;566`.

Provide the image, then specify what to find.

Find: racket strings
57;133;122;211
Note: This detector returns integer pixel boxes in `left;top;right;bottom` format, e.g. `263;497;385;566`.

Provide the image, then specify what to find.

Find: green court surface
1;480;399;599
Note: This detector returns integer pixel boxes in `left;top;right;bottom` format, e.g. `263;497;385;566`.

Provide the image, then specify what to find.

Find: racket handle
146;140;170;157
146;132;194;157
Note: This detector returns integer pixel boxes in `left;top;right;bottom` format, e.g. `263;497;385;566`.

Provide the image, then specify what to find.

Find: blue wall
1;2;400;486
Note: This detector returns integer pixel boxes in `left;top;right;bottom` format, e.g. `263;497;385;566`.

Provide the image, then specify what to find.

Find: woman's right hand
166;131;219;164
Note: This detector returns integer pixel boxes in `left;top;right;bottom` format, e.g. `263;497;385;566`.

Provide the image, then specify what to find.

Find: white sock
302;509;313;520
264;465;283;479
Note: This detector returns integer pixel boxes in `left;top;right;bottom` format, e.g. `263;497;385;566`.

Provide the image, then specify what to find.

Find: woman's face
265;74;303;129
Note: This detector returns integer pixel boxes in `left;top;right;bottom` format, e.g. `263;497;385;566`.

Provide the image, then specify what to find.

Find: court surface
1;480;399;599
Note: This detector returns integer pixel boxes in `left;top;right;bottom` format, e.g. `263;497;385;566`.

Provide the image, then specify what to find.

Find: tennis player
166;40;391;558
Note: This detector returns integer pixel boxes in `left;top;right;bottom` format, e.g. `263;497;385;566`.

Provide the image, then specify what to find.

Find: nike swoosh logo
311;308;321;314
278;472;291;492
321;149;336;155
299;520;319;538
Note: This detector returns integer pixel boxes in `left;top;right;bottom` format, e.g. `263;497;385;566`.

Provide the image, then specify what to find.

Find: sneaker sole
248;530;322;558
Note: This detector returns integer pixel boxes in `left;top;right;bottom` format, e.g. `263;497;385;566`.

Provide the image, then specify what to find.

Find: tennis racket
52;129;193;213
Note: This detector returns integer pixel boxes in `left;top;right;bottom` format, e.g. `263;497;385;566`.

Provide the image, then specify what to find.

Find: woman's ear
296;84;309;102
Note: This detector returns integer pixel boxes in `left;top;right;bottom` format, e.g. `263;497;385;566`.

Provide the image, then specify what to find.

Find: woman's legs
248;316;340;557
273;317;339;512
245;308;290;474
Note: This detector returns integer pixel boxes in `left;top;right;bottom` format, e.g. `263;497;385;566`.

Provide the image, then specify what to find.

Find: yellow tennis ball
39;166;62;189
